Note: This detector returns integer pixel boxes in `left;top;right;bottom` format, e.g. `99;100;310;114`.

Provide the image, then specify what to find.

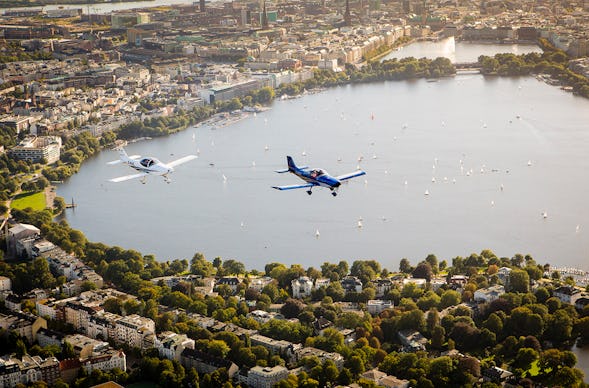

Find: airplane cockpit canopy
140;158;160;168
310;169;327;177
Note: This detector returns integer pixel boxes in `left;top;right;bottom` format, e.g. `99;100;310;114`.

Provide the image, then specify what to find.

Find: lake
56;73;589;272
382;37;542;63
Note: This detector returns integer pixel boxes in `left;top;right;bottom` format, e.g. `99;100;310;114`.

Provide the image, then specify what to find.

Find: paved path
44;186;56;209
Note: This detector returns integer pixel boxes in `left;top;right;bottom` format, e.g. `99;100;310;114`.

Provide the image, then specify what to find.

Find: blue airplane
272;156;366;196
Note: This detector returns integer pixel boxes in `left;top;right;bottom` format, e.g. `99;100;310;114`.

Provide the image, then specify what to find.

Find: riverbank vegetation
2;207;589;387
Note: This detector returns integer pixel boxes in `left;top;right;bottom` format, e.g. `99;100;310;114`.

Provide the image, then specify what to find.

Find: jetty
65;198;77;209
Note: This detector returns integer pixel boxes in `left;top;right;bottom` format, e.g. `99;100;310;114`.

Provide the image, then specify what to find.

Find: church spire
344;0;351;26
261;0;269;28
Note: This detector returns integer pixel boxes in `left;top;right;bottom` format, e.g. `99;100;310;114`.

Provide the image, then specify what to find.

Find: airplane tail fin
107;147;132;165
275;156;301;173
287;156;297;172
118;147;130;162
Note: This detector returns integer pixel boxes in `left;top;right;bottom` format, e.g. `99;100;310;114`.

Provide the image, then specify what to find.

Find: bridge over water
454;62;482;73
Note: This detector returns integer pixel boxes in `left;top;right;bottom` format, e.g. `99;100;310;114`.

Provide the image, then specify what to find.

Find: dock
65;198;76;209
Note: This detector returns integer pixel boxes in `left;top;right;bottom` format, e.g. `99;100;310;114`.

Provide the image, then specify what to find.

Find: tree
346;355;365;376
483;313;503;336
337;368;353;385
429;356;453;385
513;347;539;371
424;254;439;274
508;269;530;293
62;341;75;359
430;325;445;349
223;259;245;275
399;258;413;274
412;262;433;282
191;253;214;276
449;322;480;351
418;292;440;312
281;298;306;319
255;87;275;103
440;290;461;309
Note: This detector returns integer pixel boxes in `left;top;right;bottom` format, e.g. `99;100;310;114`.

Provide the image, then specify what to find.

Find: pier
65;198;76;209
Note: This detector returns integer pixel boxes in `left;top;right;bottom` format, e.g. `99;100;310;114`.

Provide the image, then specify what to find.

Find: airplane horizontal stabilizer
275;166;309;173
336;170;367;181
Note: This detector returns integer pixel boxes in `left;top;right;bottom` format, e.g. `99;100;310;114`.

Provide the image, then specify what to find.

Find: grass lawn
524;359;542;377
11;191;47;211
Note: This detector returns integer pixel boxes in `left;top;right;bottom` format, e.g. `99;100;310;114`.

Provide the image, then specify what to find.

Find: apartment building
8;136;62;164
0;355;60;387
0;312;47;344
155;332;195;361
115;314;155;349
247;365;289;388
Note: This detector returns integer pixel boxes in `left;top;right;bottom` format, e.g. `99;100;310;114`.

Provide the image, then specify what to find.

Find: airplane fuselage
272;155;365;196
292;168;341;189
127;158;174;176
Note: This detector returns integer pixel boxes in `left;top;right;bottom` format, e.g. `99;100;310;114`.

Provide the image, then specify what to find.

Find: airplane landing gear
332;191;337;197
307;190;313;195
140;177;147;184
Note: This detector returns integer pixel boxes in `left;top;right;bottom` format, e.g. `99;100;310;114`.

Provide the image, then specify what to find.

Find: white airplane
107;147;197;184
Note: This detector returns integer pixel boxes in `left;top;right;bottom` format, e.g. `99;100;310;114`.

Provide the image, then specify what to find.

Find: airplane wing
109;173;147;183
167;155;198;168
106;155;140;165
336;170;367;181
272;183;315;191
